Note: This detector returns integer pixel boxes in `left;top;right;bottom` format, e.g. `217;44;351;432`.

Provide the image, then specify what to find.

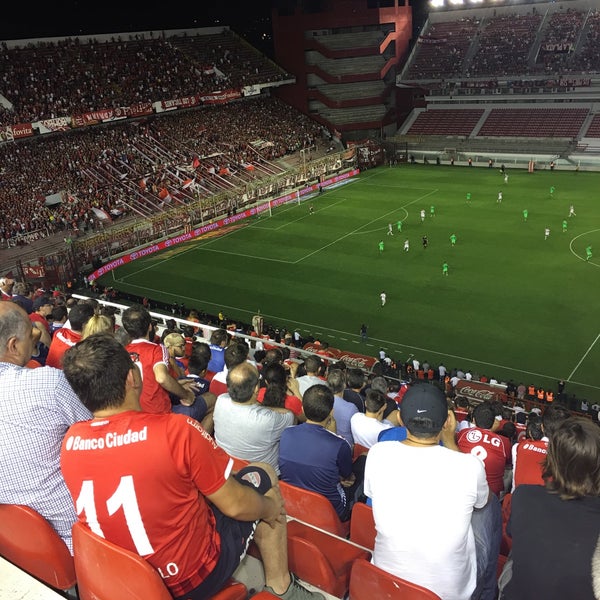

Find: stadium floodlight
449;0;465;4
429;0;445;7
469;0;484;3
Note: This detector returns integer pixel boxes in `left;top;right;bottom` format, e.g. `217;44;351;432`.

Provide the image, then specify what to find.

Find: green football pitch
101;164;600;401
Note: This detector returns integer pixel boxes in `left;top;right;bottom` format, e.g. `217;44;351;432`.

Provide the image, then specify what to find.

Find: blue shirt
333;395;358;447
378;425;408;442
207;344;225;373
279;423;353;519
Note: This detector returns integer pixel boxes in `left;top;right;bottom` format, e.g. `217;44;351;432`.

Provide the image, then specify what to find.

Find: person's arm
154;363;197;404
207;476;285;527
32;321;51;348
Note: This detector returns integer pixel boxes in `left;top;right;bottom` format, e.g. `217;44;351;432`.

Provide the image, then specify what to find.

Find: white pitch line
294;189;438;264
112;279;600;391
568;331;600;381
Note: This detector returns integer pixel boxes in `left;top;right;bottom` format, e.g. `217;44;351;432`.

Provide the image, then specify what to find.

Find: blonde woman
81;313;115;339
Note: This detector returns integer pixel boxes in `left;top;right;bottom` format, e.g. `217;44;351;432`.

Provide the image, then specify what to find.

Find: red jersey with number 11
60;411;232;597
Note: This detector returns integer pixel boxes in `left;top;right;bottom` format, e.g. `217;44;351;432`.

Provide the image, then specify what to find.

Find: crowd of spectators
0;29;291;127
3;287;599;599
405;8;600;82
0;96;329;247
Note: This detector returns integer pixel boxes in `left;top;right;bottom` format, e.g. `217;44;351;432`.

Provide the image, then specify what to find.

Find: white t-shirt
350;413;393;448
364;441;488;600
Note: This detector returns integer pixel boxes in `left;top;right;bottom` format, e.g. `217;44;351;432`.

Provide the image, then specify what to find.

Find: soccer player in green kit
397;220;402;233
523;209;528;222
379;240;384;254
450;233;457;246
442;262;449;276
562;220;567;233
586;245;592;261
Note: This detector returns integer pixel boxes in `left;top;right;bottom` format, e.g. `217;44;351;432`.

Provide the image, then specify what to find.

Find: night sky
2;1;429;57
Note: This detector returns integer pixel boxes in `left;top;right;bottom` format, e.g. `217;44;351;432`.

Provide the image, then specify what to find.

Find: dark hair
51;305;68;322
261;362;287;408
542;404;572;438
188;342;211;375
302;355;322;375
210;328;228;345
543;417;600;499
346;368;365;389
122;304;151;339
226;362;259;403
365;388;386;413
62;334;133;413
473;402;496;430
68;302;96;331
263;348;284;366
224;341;249;369
302;384;334;422
526;418;544;441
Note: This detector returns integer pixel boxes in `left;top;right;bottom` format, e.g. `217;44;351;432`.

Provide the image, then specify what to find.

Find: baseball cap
400;384;449;435
32;296;53;311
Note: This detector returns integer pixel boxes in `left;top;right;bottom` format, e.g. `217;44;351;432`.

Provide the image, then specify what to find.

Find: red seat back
73;522;172;600
279;480;350;537
286;519;370;597
0;504;76;591
349;557;442;600
349;502;375;550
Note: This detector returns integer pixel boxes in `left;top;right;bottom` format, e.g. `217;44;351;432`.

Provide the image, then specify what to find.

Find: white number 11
76;475;154;556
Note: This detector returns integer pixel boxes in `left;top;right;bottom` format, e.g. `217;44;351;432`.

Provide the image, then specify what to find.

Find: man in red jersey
121;304;198;414
60;334;323;600
45;301;95;369
510;405;571;492
457;401;511;497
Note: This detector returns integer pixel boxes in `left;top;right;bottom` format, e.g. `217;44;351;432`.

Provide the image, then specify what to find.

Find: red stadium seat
72;521;247;600
279;480;350;537
0;504;76;593
286;519;371;597
349;557;442;600
352;443;369;462
349;502;375;550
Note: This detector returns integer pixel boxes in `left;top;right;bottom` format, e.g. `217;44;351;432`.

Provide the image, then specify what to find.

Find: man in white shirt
295;355;324;398
364;384;501;600
350;389;393;448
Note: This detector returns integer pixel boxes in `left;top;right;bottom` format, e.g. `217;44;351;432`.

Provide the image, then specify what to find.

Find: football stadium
2;0;600;599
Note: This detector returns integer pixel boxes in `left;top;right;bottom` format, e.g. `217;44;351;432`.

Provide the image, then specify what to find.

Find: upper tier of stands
0;29;292;127
403;6;600;81
405;18;480;80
